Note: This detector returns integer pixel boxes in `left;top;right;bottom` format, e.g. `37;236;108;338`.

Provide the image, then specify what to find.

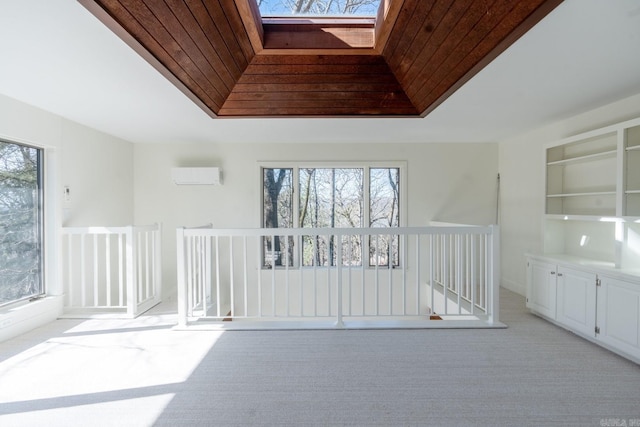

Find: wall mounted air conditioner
171;167;222;185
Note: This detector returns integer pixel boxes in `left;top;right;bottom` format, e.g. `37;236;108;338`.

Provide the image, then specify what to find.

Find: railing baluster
443;234;448;316
230;237;234;318
313;234;318;317
186;236;193;315
216;236;221;318
402;234;406;316
457;234;462;315
327;234;331;317
67;234;73;308
271;234;276;316
299;235;303;316
145;230;151;301
285;236;289;317
336;233;343;328
93;234;99;307
243;235;248;317
429;234;434;318
484;233;489;311
80;233;86;308
471;234;476;315
388;233;393;316
106;234;111;307
416;234;421;316
375;234;379;316
257;236;263;318
347;235;352;317
203;235;210;317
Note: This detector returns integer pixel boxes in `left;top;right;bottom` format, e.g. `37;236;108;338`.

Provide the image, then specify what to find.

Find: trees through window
0;140;43;306
262;165;400;268
257;0;381;17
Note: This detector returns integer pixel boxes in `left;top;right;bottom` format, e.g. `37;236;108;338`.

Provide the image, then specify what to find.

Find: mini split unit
171;167;222;185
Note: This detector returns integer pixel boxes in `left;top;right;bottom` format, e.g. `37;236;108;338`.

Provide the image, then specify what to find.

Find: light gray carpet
1;289;639;426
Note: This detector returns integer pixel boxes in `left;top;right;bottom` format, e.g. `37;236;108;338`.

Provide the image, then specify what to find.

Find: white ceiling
1;0;640;145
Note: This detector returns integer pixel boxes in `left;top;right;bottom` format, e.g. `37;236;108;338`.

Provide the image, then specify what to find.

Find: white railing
177;224;500;329
61;224;162;318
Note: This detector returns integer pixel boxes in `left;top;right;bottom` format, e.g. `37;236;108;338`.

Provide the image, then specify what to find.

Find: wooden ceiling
80;0;563;118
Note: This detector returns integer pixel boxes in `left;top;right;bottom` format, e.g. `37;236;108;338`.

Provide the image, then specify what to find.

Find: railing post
335;233;344;328
176;227;188;327
154;223;163;304
489;225;500;324
126;226;138;317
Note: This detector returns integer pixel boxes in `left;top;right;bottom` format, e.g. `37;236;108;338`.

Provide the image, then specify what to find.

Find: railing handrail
62;223;160;235
180;225;495;238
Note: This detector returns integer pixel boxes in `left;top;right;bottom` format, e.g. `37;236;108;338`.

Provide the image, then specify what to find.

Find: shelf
543;117;640;273
547;191;616;198
545;214;625;222
546;149;617;166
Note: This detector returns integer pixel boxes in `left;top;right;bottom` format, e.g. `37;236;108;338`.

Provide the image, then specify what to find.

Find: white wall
134;142;499;295
0;94;134;342
498;92;640;295
60;121;134;226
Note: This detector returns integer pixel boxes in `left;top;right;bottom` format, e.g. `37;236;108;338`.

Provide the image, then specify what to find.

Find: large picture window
0;140;43;306
262;164;402;268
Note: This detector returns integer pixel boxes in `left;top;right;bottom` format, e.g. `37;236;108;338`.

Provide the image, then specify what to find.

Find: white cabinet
526;259;557;319
555;267;596;337
526;255;640;363
527;260;597;336
596;275;640;361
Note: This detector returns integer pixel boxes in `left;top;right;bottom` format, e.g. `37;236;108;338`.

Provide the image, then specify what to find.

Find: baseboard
0;295;63;343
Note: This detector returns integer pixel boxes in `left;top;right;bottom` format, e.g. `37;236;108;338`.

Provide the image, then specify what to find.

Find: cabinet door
556;267;596;336
527;260;557;319
597;276;640;360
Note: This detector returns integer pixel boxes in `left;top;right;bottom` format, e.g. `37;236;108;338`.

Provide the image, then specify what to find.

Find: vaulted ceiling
79;0;563;117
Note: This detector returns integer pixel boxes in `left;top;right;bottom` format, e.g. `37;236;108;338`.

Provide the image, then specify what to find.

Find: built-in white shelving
527;118;640;364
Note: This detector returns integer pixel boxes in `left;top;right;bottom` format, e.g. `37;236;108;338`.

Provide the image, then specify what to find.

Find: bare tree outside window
257;0;380;16
299;168;363;266
0;141;43;305
262;168;293;267
370;168;400;266
262;165;400;268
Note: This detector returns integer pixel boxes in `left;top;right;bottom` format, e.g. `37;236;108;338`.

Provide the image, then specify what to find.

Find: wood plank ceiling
80;0;563;118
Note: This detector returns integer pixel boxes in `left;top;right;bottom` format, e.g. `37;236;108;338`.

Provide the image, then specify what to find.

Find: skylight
258;0;381;18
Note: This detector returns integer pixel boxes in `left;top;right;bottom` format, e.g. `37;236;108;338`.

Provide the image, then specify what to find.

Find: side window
0;140;44;305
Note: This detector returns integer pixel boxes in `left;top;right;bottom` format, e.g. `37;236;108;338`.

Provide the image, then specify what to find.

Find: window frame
0;138;45;307
259;161;407;268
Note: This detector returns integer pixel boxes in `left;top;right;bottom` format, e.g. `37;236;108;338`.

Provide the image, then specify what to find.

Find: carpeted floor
0;288;638;426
